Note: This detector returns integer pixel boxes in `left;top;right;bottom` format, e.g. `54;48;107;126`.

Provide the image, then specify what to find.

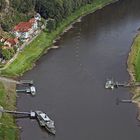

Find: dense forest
0;0;35;32
0;0;95;32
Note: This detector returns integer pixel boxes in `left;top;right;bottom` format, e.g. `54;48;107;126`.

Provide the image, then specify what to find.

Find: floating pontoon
19;80;34;85
0;106;36;118
105;78;140;90
16;86;36;96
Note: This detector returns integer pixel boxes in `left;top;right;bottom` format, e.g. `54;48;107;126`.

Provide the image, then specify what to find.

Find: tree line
35;0;94;22
10;0;94;20
0;0;95;31
0;0;6;11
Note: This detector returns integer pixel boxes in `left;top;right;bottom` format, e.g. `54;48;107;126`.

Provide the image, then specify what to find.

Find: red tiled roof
13;22;32;32
6;38;19;45
14;38;19;44
29;18;36;23
2;45;11;49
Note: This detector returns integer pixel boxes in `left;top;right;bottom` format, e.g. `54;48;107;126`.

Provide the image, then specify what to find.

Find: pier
16;80;36;96
120;99;133;103
0;106;36;118
16;86;36;96
18;80;34;85
0;106;56;134
116;98;134;105
105;79;140;90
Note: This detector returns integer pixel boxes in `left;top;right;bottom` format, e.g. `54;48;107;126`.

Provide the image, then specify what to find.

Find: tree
46;18;56;32
2;48;15;60
11;0;35;13
0;0;6;11
35;0;94;22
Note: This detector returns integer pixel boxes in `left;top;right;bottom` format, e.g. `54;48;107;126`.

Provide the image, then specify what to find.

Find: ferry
36;111;56;135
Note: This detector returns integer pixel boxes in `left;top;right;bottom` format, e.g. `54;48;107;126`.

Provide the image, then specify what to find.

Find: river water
17;0;140;139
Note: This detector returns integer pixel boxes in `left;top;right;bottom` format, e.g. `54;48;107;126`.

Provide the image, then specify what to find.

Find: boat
35;111;56;135
25;86;36;96
105;79;115;89
16;86;36;96
30;86;36;95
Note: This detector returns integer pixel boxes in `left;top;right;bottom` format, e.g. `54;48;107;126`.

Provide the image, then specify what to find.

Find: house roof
13;22;32;32
14;38;19;44
2;45;10;49
29;18;36;23
5;38;19;45
13;18;37;32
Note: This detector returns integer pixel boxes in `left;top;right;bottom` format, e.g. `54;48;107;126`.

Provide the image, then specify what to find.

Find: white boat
35;111;56;135
105;80;115;89
25;86;36;95
30;86;36;95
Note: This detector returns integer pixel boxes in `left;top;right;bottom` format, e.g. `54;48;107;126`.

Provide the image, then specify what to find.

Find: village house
4;38;19;48
35;13;41;21
13;18;38;41
0;36;6;43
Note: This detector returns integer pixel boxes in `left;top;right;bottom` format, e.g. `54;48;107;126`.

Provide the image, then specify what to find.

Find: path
0;30;42;71
0;76;20;84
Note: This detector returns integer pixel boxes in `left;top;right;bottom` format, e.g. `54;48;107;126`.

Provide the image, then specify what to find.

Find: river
17;0;140;139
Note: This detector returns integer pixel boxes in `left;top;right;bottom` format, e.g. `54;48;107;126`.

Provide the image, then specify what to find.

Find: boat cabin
40;113;50;121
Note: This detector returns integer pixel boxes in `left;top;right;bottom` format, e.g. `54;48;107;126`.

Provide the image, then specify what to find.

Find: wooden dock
105;79;140;89
16;80;36;96
0;106;36;118
19;80;34;85
16;86;36;96
120;99;133;103
116;98;133;105
116;82;140;88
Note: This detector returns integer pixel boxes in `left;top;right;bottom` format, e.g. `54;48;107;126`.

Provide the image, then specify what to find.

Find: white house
13;18;38;40
0;36;5;43
35;13;41;21
4;38;19;48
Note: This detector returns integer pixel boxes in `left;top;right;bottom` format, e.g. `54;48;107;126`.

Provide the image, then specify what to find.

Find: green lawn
0;82;17;140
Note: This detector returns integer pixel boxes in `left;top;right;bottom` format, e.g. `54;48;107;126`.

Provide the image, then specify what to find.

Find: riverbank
0;0;117;77
0;79;17;140
127;33;140;101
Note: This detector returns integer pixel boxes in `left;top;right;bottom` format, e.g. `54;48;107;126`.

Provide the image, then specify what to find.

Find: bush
2;48;15;60
46;18;56;32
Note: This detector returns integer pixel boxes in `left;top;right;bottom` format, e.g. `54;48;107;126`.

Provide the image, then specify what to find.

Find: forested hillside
35;0;94;21
0;0;35;32
0;0;96;33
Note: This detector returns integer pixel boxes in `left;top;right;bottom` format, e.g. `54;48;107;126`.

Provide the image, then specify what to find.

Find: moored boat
105;79;115;89
35;111;56;135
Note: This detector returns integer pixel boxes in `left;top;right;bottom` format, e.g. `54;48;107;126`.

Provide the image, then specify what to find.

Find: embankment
127;33;140;101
